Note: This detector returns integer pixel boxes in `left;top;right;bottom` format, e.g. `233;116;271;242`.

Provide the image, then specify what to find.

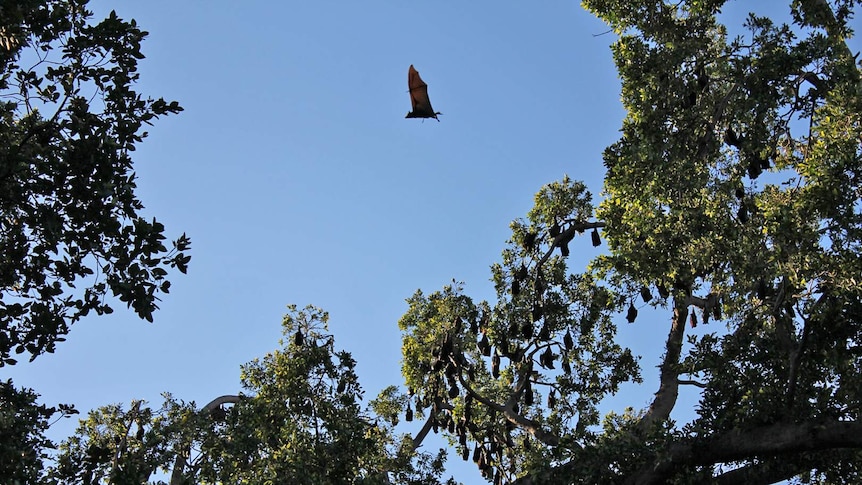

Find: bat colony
405;65;441;121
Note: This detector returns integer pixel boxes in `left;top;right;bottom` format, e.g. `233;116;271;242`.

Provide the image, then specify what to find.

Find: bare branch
410;410;437;451
637;302;687;433
713;461;808;485
677;379;706;389
627;419;862;484
201;395;240;412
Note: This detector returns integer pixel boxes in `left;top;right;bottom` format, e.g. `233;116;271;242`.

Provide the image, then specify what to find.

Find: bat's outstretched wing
406;65;440;121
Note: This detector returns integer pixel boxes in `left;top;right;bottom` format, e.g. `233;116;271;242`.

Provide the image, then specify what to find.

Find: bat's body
406;65;441;121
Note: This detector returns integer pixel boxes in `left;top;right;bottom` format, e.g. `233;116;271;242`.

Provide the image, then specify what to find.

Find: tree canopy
44;306;453;485
5;0;862;484
0;0;188;366
0;1;187;482
396;0;862;482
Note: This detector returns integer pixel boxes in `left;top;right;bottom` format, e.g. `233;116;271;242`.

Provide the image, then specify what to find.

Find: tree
47;306;454;485
394;0;862;483
0;1;187;481
0;0;189;366
19;0;862;483
0;380;77;484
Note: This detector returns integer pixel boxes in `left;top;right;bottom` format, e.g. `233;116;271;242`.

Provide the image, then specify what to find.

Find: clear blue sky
7;1;856;482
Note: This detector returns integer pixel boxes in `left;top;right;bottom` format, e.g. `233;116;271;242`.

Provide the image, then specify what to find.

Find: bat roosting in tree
406;65;441;121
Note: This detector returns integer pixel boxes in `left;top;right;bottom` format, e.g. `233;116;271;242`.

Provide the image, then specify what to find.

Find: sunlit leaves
47;306;451;484
583;0;862;482
396;177;642;481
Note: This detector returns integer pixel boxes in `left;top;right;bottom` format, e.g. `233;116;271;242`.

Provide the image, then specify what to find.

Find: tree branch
111;399;141;480
536;221;605;268
677;379;706;388
637;302;687;433
201;394;241;412
713;460;808;485
170;395;241;485
410;410;437;451
627;419;862;484
786;315;811;408
452;354;562;447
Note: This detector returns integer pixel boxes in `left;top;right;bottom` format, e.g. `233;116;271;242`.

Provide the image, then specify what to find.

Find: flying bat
405;65;441;121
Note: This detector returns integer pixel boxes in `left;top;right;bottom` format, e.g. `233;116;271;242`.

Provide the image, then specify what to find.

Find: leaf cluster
0;379;77;483
0;0;188;365
397;177;642;483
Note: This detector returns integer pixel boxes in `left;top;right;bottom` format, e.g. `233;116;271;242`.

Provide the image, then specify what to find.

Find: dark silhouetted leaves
0;2;188;365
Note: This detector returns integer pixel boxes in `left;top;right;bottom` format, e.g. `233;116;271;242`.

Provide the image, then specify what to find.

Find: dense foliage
46;306;453;485
5;0;862;484
0;0;188;366
391;0;862;483
0;1;187;482
0;379;77;484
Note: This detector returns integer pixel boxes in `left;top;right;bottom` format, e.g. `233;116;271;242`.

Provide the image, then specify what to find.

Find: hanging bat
406;65;441;121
